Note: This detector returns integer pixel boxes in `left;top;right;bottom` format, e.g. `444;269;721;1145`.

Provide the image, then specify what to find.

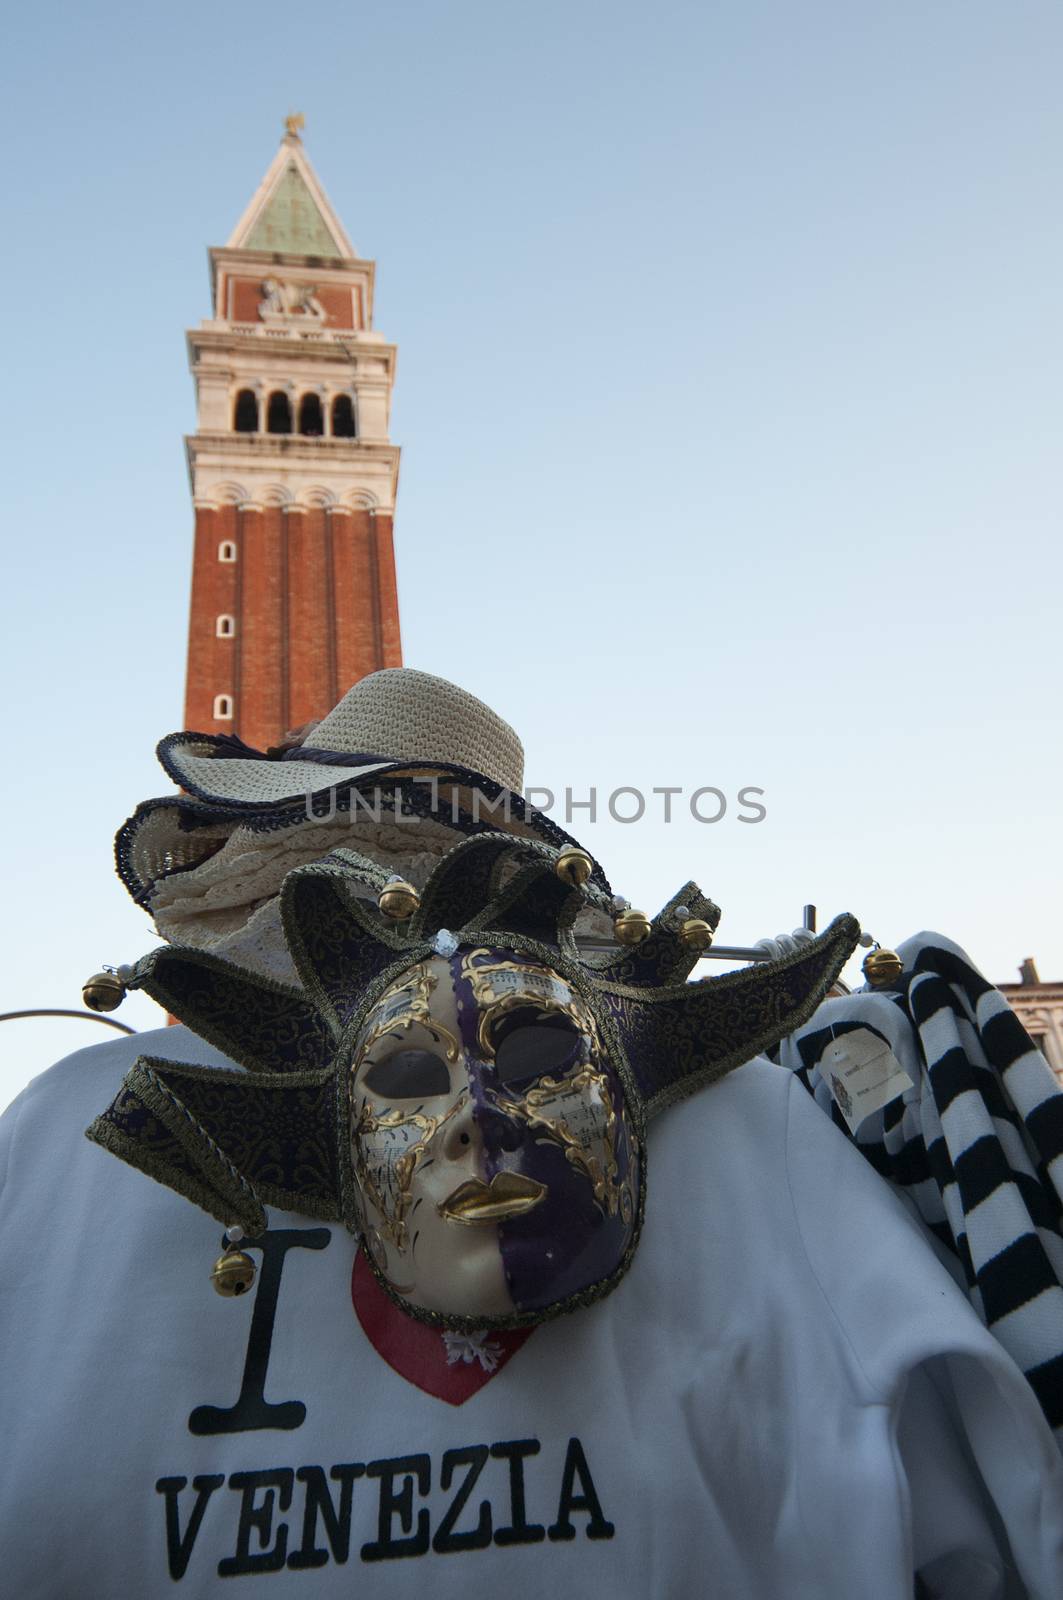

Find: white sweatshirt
1;1025;1061;1599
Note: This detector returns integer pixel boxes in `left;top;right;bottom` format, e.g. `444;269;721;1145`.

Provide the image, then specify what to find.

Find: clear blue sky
2;0;1060;1108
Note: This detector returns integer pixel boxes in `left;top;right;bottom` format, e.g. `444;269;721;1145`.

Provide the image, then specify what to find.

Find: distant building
183;119;402;751
999;958;1063;1087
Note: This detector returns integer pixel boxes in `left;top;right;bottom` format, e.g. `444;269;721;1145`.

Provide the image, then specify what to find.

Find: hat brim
116;767;609;910
158;731;402;807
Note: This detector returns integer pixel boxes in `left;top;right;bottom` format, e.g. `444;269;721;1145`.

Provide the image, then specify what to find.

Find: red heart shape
351;1249;534;1404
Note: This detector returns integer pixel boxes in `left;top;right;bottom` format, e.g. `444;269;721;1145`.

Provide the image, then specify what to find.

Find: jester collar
88;833;859;1332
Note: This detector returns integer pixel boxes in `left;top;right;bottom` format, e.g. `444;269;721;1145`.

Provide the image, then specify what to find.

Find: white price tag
820;1028;912;1133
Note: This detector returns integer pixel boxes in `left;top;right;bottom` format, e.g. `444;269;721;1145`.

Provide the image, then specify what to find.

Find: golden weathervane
285;112;305;140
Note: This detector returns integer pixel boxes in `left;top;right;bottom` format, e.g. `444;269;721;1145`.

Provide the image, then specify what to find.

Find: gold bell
210;1249;256;1297
679;917;715;952
613;908;652;946
82;971;127;1013
863;948;904;988
377;879;420;921
555;846;594;888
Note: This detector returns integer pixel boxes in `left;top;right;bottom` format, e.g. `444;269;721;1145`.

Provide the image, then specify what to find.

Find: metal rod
0;1009;137;1035
692;944;773;963
574;899;836;962
696;944;773;963
575;939;773;962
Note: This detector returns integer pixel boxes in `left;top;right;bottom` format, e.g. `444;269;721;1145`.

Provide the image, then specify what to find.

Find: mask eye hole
362;1050;451;1099
493;1010;581;1087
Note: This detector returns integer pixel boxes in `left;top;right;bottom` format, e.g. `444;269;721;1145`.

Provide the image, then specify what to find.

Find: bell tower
183;117;402;750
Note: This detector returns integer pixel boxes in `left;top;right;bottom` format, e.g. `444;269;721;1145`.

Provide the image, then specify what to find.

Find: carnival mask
349;950;640;1321
89;831;858;1331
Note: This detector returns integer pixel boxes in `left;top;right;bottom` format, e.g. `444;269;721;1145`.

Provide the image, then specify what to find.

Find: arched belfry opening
331;394;356;438
299;393;324;436
267;391;293;434
233;390;258;432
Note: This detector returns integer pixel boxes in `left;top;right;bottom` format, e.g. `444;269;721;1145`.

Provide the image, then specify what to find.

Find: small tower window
233;389;258;432
213;693;234;720
299;393;324;436
267;391;293;434
218;540;237;563
332;394;356;438
216;614;236;639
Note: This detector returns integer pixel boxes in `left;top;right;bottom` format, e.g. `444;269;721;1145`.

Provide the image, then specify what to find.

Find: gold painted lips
438;1172;547;1225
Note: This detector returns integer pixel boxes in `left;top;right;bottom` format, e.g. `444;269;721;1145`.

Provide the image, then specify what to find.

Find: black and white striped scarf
778;931;1063;1448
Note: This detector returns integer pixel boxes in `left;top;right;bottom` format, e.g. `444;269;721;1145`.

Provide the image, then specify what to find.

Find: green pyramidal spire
243;161;343;255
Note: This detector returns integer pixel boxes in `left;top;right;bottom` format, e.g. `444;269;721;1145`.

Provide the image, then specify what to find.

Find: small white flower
442;1330;503;1373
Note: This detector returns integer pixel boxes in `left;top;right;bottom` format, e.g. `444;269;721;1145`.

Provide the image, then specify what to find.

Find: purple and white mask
348;946;641;1322
91;828;859;1339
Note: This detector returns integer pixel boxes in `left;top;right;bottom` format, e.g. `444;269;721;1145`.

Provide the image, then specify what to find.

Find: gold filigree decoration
461;950;632;1218
496;1066;629;1218
460;949;601;1058
356;962;461;1065
350;1093;465;1249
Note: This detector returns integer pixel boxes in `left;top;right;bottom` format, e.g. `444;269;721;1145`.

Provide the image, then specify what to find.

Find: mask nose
452;1061;527;1159
441;1093;482;1162
473;1087;527;1156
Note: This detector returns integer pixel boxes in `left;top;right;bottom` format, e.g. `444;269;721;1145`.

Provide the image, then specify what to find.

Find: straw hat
115;669;606;979
160;667;525;807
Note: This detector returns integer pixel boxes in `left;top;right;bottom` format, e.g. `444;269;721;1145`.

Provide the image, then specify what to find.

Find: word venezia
158;1436;613;1580
305;778;768;826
